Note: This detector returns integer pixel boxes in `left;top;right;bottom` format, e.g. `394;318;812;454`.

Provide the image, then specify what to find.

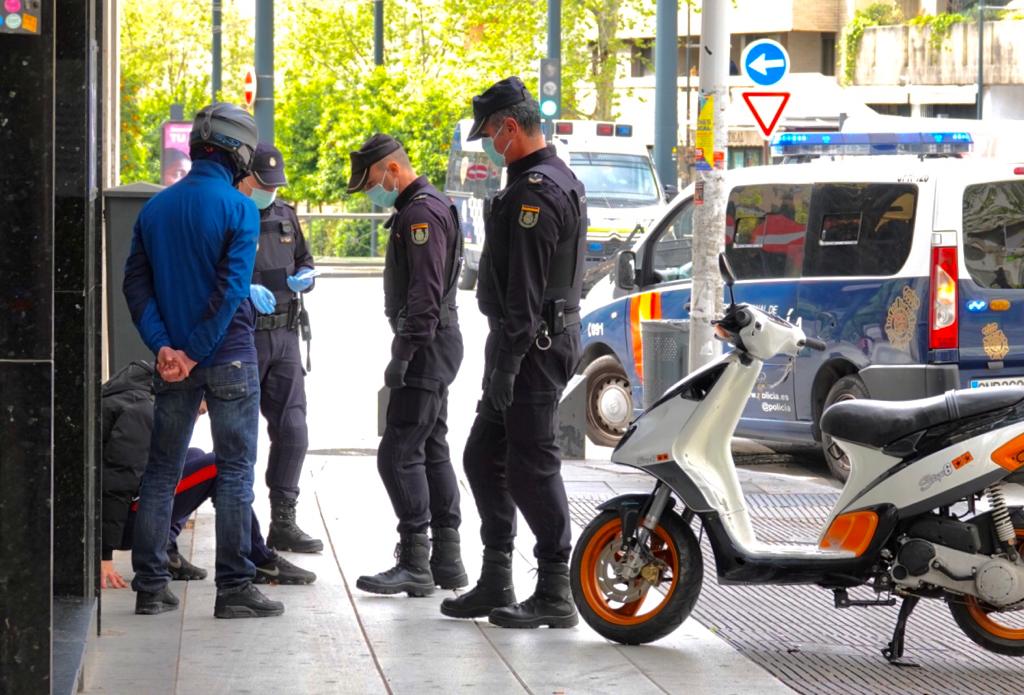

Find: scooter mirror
718;252;736;287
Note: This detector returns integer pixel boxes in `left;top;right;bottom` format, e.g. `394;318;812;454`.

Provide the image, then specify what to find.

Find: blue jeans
131;361;260;593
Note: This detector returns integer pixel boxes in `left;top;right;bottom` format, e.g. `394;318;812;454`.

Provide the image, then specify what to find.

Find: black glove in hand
485;369;516;412
384;358;409;388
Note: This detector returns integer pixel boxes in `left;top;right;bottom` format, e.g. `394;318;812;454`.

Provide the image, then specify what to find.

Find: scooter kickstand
882;596;920;667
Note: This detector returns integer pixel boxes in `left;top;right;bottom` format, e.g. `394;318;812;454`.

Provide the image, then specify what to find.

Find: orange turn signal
820;511;879;557
992;434;1024;472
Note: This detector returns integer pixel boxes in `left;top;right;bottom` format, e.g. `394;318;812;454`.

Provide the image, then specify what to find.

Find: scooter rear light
929;246;958;350
820;510;879;557
992;433;1024;471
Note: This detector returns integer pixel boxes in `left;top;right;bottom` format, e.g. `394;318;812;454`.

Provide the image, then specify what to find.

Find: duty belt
255;313;292;331
487;306;580;334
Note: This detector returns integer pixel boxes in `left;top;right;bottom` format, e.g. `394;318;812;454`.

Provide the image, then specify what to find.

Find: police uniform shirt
253;199;314;312
385;176;459;362
478;145;581;375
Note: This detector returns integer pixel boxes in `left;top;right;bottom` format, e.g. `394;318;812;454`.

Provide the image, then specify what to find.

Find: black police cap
467;76;531;141
250;142;288;187
347;133;402;193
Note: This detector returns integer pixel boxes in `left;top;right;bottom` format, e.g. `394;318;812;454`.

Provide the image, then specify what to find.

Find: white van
444;118;669;291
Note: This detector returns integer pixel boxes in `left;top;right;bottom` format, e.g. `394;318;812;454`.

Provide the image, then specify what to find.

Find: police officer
440;77;586;628
238;143;323;554
347;134;467;597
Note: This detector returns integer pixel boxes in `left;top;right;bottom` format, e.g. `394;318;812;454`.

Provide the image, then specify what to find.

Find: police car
578;131;1024;480
444;118;668;291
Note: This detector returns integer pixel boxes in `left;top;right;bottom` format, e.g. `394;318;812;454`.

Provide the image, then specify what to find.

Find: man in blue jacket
123;102;282;619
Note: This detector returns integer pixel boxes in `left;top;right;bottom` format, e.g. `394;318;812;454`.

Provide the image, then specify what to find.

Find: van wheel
821;375;869;482
458;267;477;291
585;356;633;448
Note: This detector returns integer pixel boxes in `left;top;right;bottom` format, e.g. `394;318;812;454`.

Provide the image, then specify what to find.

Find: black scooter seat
820;386;1024;450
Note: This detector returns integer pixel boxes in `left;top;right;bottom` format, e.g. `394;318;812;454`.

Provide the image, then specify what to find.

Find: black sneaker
214;583;285;619
168;552;208;581
135;586;180;615
254;555;317;585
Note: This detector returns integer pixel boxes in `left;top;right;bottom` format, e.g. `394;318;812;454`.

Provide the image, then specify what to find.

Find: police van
444;118;668;291
577;131;1024;480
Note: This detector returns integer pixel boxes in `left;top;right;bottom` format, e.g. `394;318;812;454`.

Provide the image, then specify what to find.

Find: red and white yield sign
243;66;257;109
742;92;790;139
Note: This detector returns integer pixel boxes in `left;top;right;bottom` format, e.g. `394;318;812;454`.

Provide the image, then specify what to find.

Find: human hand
286;267;318;293
384;358;409;389
157;346;185;382
485;369;516;412
101;560;128;589
250;284;277;314
176;350;197;378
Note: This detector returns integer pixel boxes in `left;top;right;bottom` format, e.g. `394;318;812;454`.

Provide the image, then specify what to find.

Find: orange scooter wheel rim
579;517;679;626
965;530;1024;641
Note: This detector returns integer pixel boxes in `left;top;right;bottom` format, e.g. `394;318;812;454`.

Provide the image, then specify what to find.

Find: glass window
802;184;917;277
724;184;810;280
648;199;694;284
963;181;1024;289
569;153;660;208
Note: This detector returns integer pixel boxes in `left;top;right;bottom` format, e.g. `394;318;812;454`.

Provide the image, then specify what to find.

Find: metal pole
254;0;274;143
976;4;984;120
374;0;384;66
212;0;222;100
685;6;692;171
653;0;678;193
371;0;384;256
548;0;561;62
688;0;730;373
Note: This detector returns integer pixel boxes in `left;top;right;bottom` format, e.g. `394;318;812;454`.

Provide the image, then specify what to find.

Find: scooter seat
820;386;1024;450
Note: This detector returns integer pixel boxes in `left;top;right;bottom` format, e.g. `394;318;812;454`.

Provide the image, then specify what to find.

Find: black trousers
255;326;308;503
462;327;579;564
377;384;461;535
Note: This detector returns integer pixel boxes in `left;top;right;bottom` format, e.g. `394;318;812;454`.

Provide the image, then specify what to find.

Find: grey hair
487;98;542;136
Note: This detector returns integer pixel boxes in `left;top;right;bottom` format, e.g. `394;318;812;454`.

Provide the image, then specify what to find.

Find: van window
444;150;501;199
725;184;810;280
802;184;917;277
570;152;660;208
648;199;694;284
963;181;1024;289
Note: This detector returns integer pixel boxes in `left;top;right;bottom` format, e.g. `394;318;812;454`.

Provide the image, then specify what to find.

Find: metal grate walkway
569;493;1024;695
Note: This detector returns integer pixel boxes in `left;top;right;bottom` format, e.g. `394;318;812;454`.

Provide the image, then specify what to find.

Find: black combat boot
356;533;435;597
440;548;516;618
430;527;468;589
488;561;578;629
267;498;324;553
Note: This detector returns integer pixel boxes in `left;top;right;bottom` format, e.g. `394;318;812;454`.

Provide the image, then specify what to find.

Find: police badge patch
410;222;430;245
519;204;540;229
983;322;1010;360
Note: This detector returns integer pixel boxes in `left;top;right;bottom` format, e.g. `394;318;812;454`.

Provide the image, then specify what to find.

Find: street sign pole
254;0;274;144
653;0;678;195
688;0;729;373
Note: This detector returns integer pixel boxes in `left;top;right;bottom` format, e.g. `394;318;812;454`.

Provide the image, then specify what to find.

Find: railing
297;212;391;258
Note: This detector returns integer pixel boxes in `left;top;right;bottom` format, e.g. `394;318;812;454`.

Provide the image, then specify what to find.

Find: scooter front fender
596;493;676;514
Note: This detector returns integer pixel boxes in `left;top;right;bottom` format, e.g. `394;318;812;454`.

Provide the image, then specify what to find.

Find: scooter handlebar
800;338;828;352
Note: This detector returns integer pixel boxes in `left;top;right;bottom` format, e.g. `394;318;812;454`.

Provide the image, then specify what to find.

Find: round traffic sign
741;39;789;87
243;66;257;108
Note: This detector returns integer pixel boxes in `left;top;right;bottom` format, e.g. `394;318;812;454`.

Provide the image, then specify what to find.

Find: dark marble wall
0;2;56;692
53;0;102;600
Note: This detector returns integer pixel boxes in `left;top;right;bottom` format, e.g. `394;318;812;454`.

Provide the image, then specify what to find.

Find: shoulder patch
519;204;540;229
412;193;429;201
410;222;430;245
528;173;544;185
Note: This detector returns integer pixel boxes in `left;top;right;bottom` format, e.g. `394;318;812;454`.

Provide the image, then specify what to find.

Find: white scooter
570;254;1024;662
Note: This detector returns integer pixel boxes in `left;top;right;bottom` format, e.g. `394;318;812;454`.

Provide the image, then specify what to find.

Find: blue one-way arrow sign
741;39;790;87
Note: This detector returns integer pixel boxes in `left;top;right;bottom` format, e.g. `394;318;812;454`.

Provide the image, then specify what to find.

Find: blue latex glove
287;267;317;293
250;284;277;314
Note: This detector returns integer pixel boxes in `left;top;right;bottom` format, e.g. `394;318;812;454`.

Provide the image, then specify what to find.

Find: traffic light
539;58;561;119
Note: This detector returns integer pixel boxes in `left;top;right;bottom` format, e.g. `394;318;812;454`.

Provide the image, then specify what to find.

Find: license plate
970;376;1024;388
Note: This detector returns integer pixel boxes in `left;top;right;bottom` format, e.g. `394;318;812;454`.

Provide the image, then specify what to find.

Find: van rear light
596;123;614;136
555;122;573;135
615;124;633;137
1015;166;1024;175
929;246;958;350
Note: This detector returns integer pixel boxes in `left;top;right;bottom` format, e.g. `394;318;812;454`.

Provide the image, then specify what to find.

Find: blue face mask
482;124;510;168
249;187;276;210
366;170;399;208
